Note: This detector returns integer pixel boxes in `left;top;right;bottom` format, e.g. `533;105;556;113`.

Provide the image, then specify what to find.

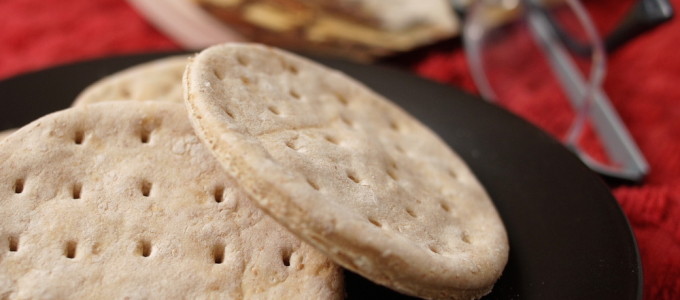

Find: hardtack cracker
72;56;187;106
0;102;342;299
184;43;508;300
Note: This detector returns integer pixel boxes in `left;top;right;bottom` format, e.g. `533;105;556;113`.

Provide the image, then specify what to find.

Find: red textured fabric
0;0;179;79
0;0;678;298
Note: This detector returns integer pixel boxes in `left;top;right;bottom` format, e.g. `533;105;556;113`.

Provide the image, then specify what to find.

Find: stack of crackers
0;43;508;299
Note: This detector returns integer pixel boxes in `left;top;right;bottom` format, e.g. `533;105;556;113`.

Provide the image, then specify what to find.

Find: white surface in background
127;0;246;49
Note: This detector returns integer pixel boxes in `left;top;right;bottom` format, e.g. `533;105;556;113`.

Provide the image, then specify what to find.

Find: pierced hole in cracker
139;240;152;257
389;120;401;132
141;180;152;197
285;139;300;151
448;169;458;179
268;106;281;115
386;168;399;181
214;186;225;203
368;217;382;228
212;243;225;264
428;245;441;254
8;236;19;252
346;171;361;184
324;135;339;145
65;241;77;259
333;93;349;106
91;242;102;255
121;87;132;98
213;69;224;80
340;115;354;128
440;202;451;212
240;76;251;85
289;89;301;100
279;58;299;75
74;130;85;145
14;178;24;194
405;208;417;218
287;64;299;75
224;108;235;119
236;55;249;66
281;249;293;267
306;178;320;191
140;127;152;144
72;182;82;199
461;232;471;244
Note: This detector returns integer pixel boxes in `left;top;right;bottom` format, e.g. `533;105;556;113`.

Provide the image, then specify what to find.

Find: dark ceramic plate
0;52;641;299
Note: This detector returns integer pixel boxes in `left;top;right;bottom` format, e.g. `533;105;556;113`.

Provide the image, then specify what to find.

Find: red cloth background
0;0;678;298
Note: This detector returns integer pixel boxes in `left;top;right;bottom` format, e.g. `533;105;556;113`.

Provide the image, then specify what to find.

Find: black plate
0;52;641;299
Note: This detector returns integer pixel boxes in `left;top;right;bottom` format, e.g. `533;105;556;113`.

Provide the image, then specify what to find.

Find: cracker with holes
72;55;187;107
0;102;342;299
184;43;509;300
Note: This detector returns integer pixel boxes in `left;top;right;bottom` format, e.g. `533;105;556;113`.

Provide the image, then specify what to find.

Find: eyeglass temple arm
529;0;674;54
604;0;674;52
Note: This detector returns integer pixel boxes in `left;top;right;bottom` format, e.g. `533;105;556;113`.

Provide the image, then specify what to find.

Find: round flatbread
184;43;508;299
0;102;342;299
72;56;187;106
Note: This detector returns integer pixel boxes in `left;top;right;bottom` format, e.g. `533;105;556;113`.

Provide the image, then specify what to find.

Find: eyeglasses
460;0;672;182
